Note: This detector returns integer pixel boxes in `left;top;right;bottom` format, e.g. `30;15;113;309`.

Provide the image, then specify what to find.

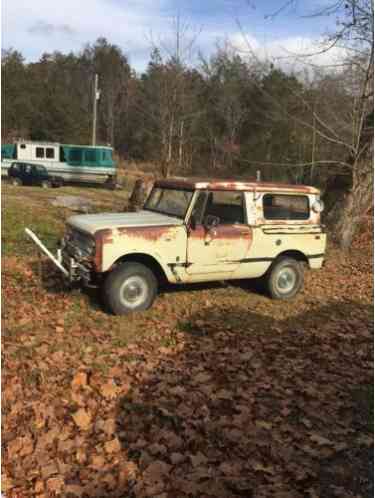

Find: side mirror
203;215;220;230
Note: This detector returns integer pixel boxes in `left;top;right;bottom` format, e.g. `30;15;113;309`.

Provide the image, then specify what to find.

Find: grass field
2;181;373;498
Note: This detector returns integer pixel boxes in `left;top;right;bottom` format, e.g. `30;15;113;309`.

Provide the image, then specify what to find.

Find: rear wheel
41;180;52;188
103;262;158;315
265;257;304;300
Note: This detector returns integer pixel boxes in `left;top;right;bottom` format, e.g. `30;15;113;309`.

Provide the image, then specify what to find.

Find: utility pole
92;74;100;146
311;99;316;183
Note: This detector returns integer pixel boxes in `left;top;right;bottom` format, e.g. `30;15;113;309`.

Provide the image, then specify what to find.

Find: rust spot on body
259;218;317;225
117;225;178;242
154;177;319;194
189;225;252;240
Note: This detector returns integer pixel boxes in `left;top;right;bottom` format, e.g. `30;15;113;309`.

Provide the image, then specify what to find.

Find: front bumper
24;228;96;285
61;250;92;284
60;239;95;285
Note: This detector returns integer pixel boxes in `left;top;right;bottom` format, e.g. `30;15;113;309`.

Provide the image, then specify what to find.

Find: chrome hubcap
120;276;148;309
276;267;297;293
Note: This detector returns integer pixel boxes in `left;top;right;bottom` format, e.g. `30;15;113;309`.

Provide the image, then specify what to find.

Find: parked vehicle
2;141;116;185
26;178;326;315
8;162;64;188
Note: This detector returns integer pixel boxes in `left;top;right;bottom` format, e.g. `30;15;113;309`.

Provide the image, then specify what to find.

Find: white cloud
1;0;348;75
229;32;348;74
2;0;173;70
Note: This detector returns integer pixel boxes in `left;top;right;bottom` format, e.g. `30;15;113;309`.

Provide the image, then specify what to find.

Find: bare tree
238;0;374;248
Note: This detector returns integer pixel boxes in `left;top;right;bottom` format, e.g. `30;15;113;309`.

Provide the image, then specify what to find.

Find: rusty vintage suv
26;178;326;314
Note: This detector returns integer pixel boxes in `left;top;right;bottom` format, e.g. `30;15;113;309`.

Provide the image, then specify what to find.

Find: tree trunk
323;111;373;249
127;178;154;212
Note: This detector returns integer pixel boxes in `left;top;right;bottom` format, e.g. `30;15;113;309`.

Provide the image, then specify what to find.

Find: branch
238;158;353;169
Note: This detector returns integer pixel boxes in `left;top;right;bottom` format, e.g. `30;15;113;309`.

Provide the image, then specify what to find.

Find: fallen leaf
148;443;167;455
91;454;106;469
41;461;59;479
76;448;87;464
72;408;92;431
144;460;171;482
310;433;335;446
190;452;207;467
104;438;121;454
253;462;275;474
100;381;119;399
34;480;44;494
194;372;212;383
256;420;273;430
46;476;64;493
170;452;185;465
71;371;88;390
64;484;84;497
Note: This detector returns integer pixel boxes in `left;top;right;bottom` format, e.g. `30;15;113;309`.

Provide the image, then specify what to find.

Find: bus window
46;148;55;159
85;150;96;162
36;147;45;158
69;149;82;162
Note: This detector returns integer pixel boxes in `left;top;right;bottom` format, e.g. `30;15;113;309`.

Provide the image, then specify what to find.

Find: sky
1;0;346;73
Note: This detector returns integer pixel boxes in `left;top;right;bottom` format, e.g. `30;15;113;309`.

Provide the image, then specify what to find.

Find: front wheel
10;177;22;186
103;262;157;315
265;257;304;300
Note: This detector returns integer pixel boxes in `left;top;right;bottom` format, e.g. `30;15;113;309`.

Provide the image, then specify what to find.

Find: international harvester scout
26;178;326;314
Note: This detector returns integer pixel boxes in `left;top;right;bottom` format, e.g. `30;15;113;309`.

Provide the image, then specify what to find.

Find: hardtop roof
154;177;319;194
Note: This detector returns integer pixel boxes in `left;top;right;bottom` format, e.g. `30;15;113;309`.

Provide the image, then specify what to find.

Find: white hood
67;210;183;235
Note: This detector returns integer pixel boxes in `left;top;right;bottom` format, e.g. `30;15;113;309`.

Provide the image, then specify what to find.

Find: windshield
144;187;193;219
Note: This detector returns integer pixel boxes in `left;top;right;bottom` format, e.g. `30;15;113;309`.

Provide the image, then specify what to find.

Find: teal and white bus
1;141;117;185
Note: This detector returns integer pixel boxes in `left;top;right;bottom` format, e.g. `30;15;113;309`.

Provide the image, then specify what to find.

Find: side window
25;164;32;174
204;191;245;224
36;147;44;158
46;148;55;159
263;194;309;220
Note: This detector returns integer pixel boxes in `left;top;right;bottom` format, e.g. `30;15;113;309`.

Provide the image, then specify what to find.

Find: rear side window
263;194;309;220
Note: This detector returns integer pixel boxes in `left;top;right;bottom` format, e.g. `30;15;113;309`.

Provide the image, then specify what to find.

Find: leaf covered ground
2;183;374;498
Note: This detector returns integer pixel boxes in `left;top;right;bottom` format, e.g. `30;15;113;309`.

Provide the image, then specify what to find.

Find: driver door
186;190;252;276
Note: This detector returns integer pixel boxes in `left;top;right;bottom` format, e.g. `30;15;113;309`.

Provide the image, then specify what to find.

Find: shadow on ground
101;301;374;498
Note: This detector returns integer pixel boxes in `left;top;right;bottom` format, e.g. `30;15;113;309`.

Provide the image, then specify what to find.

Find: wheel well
275;250;308;264
111;253;168;284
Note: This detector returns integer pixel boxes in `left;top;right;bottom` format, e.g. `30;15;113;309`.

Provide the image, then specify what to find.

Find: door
23;164;33;185
186;190;252;275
